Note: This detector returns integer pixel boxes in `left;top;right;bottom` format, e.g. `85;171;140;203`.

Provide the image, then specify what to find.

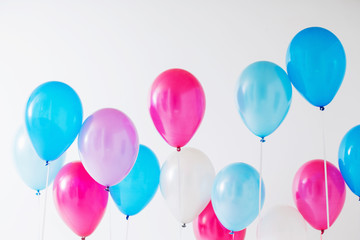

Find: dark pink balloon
293;159;346;232
78;108;139;187
53;162;108;238
193;201;246;240
149;69;206;148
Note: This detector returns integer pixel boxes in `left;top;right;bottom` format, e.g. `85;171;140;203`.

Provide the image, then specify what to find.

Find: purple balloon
78;108;139;187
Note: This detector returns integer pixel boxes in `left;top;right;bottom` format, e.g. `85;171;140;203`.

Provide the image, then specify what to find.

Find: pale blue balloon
338;125;360;197
286;27;346;107
110;144;160;217
236;61;292;138
211;162;265;231
13;127;65;192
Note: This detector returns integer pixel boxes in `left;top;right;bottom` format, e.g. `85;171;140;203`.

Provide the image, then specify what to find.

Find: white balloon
160;147;215;224
257;205;307;240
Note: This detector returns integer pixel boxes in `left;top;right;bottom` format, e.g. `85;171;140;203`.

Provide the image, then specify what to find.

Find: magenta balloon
293;159;346;232
78;108;139;187
53;162;108;238
149;69;206;148
193;201;246;240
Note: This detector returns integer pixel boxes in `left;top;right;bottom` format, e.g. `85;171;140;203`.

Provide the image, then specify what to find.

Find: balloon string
125;216;130;240
179;223;183;240
108;201;112;240
258;138;264;219
177;151;183;232
37;190;41;240
40;161;50;240
233;231;235;240
320;108;330;230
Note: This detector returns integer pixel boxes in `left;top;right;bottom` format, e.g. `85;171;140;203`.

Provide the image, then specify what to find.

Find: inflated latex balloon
149;69;205;148
293;160;346;232
286;27;346;107
160;148;215;224
25;81;83;161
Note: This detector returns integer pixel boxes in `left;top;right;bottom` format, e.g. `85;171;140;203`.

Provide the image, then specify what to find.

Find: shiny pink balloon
53;162;108;238
193;201;246;240
78;108;139;187
293;159;346;232
149;69;206;148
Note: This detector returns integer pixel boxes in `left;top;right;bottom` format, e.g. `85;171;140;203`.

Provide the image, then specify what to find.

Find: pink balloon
53;162;108;238
78;108;139;187
149;69;206;148
193;201;246;240
293;159;346;232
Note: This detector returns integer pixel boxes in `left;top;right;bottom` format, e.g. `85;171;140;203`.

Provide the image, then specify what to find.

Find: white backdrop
1;0;360;239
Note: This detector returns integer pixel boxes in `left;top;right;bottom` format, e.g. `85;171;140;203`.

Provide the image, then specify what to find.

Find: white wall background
1;0;360;239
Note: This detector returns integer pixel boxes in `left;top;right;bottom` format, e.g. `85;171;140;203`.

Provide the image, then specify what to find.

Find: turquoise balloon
13;127;65;192
339;125;360;197
211;163;265;231
286;27;346;107
236;61;292;138
110;144;160;217
25;81;83;161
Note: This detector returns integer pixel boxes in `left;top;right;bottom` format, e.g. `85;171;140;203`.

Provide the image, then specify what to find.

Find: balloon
257;205;307;240
212;162;265;232
25;81;83;161
149;68;206;148
78;108;139;187
236;61;292;138
160;147;215;224
293;159;346;231
110;144;160;217
193;201;246;240
53;161;108;238
339;125;360;197
286;27;346;107
13;127;65;192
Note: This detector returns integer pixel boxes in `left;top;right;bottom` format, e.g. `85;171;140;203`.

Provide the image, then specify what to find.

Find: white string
320;109;330;232
177;148;184;240
108;201;112;240
179;224;182;240
125;217;130;240
40;162;50;240
232;232;235;240
258;138;264;239
37;191;41;240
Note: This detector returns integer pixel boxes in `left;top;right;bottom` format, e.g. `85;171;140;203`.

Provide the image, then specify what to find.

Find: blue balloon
339;125;360;197
211;162;265;231
25;81;83;161
236;61;292;138
286;27;346;107
110;144;160;217
13;127;65;192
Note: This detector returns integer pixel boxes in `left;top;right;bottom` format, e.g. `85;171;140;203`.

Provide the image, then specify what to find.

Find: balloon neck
260;137;266;143
45;161;49;166
36;190;41;196
126;215;129;220
81;237;86;240
358;196;360;201
321;229;325;235
320;106;325;111
177;147;181;152
181;223;186;228
229;231;234;235
105;186;109;192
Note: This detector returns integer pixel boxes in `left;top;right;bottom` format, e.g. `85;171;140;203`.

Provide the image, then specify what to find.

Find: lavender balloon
78;108;139;187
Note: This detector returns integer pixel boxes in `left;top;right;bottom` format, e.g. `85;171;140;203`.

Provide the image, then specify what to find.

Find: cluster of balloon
293;160;346;233
149;69;214;227
193;201;246;240
211;163;265;233
339;125;360;199
257;205;307;240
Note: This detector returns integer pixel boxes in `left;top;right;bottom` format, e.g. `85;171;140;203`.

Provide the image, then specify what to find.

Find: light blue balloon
25;81;83;161
211;162;265;231
286;27;346;107
13;127;65;192
110;144;160;217
339;125;360;197
236;61;292;138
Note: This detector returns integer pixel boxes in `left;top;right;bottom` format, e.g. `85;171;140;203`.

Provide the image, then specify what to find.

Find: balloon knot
321;229;325;235
81;237;86;240
45;161;49;166
320;106;325;111
126;215;129;220
182;223;186;228
36;190;41;196
229;231;234;235
260;138;266;143
358;196;360;201
105;186;109;192
177;147;181;152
